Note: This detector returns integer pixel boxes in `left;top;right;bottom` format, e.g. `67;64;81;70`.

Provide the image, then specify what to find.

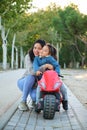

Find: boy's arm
55;63;60;75
50;56;60;75
33;57;43;76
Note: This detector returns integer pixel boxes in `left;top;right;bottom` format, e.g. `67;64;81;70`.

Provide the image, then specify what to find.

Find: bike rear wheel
43;94;56;119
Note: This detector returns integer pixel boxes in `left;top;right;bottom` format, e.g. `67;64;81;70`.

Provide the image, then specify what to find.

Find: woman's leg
30;88;37;102
22;75;35;102
17;75;35;111
17;77;25;91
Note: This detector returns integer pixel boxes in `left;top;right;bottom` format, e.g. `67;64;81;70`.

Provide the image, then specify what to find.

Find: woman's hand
36;71;42;76
45;64;54;70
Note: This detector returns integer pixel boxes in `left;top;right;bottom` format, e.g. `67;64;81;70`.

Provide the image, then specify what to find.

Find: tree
0;0;32;69
53;4;87;67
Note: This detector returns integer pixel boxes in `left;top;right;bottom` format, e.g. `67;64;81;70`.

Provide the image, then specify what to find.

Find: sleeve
24;54;30;69
33;57;40;72
50;57;60;75
22;54;35;77
24;54;33;72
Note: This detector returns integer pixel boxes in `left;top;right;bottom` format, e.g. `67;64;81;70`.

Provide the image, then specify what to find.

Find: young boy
33;44;60;76
33;44;68;110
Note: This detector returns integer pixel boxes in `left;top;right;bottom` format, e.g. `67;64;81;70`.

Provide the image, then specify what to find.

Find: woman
17;39;53;111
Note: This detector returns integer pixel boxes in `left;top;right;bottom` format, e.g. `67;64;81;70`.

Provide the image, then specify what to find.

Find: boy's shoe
18;101;29;111
35;103;41;113
62;100;68;110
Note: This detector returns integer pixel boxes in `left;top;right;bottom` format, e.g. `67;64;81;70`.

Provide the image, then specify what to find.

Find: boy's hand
36;71;42;76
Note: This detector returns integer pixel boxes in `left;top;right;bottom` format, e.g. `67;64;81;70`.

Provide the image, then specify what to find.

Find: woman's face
33;43;43;56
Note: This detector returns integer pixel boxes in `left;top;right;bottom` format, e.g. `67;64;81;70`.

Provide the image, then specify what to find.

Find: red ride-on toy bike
35;70;63;119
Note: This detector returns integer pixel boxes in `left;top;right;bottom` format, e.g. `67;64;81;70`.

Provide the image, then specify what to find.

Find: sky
31;0;87;14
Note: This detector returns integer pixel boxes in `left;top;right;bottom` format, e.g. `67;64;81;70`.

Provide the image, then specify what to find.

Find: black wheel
43;95;56;119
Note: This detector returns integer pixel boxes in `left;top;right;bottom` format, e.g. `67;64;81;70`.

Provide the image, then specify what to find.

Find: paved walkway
0;69;23;117
1;85;87;130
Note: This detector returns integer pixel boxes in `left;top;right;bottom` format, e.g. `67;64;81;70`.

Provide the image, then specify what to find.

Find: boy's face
39;50;43;57
41;46;50;57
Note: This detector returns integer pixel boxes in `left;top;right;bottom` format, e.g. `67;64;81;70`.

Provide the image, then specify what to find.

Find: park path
0;69;25;117
61;69;87;109
0;69;87;130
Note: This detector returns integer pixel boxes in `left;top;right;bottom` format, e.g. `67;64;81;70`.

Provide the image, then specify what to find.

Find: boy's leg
35;85;42;112
60;83;68;101
60;83;68;110
36;85;41;104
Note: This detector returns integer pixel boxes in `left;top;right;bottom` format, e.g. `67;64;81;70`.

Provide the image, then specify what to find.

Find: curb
0;98;21;130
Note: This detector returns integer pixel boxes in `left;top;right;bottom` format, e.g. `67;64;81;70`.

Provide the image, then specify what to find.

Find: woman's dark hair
46;44;57;60
29;39;46;62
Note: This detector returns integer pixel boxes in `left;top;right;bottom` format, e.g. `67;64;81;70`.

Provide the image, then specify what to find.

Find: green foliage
0;2;87;68
52;4;87;67
0;0;32;16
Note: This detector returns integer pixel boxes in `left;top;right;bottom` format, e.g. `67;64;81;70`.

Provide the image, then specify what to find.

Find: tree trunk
15;46;18;69
11;34;16;69
20;47;24;68
2;43;7;69
1;26;7;70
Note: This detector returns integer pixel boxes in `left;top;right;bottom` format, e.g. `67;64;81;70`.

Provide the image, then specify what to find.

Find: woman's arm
22;54;35;77
39;64;54;73
45;64;54;70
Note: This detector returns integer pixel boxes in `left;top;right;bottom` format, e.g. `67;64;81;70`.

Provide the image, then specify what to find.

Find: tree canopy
0;2;87;68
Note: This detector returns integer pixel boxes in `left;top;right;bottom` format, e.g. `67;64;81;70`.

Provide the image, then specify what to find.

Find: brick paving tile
2;87;87;130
